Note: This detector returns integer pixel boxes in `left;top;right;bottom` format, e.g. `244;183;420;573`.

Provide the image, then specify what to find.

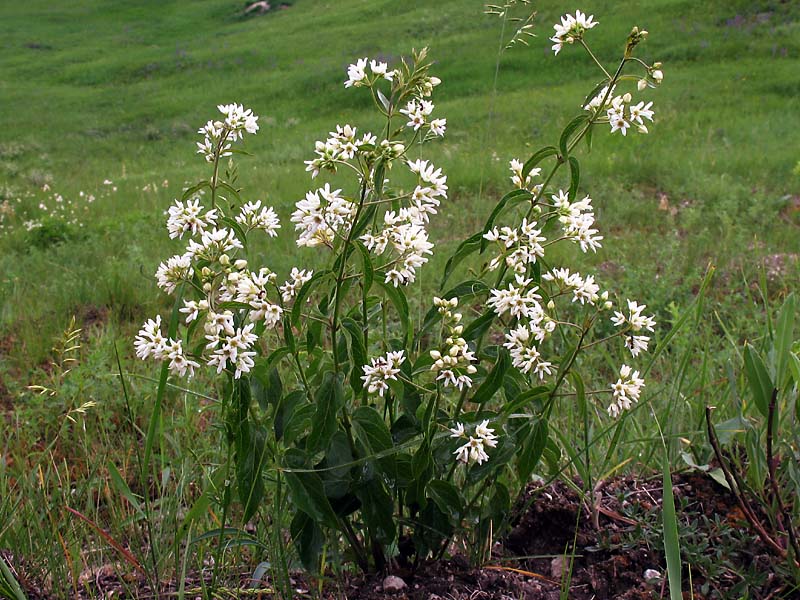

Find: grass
0;0;798;597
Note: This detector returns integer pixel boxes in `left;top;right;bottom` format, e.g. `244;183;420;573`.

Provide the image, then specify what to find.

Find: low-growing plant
133;9;667;582
706;292;800;580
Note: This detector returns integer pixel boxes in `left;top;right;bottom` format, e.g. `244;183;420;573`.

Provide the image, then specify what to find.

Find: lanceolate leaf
470;348;510;404
236;424;268;522
376;279;411;345
568;156;580;200
291;270;332;326
479;189;533;252
559;114;589;159
283;449;340;529
743;344;774;419
342;318;367;394
307;372;344;453
518;418;548;482
522;146;558;179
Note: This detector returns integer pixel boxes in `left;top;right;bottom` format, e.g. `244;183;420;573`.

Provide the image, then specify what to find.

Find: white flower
487;276;542;319
608;364;645;418
155;254;193;295
185;228;243;261
164;339;200;378
611;299;656;332
280;268;314;303
291;184;356;247
362;350;406;397
344;58;368;88
551;10;598;55
236;200;281;235
167;198;217;239
429;118;447;137
369;59;394;81
134;316;167;360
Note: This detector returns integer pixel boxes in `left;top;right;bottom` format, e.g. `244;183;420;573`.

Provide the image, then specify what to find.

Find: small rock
643;568;662;583
383;575;408;594
550;556;565;579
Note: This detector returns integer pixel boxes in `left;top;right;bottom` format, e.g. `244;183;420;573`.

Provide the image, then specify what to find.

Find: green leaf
522;146;558;179
181;180;210;201
284;449;340;529
290;511;324;572
320;431;353;499
743;344;774;419
470;348;510;404
356;478;396;545
559;114;588;159
427;480;464;519
236;424;268;522
375;279;411;346
479;189;533;252
440;231;483;289
518;418;548;481
274;389;305;441
354;240;374;293
291;270;332;326
281;402;315;446
251;366;282;411
107;461;143;514
662;453;683;600
567;156;580;200
352;406;396;476
342;318;367;394
773;293;795;386
216;181;242;202
462;310;495;342
307;372;344;453
219;216;248;249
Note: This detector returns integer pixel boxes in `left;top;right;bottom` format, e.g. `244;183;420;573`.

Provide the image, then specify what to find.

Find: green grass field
1;0;799;597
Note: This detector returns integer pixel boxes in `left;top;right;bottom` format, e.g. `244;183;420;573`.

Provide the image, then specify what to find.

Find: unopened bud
604;300;613;310
203;282;213;293
547;300;555;311
622;92;632;104
235;259;248;270
219;254;230;266
652;69;663;82
430;350;442;360
201;267;212;278
637;78;647;91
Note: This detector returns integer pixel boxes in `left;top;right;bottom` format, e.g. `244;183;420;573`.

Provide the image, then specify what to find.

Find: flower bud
652;69;663;82
430;350;441;360
467;365;477;374
203;282;212;293
235;259;248;270
547;300;556;311
201;267;212;278
622;92;632;103
637;78;647;91
604;300;613;310
219;254;230;266
452;325;463;335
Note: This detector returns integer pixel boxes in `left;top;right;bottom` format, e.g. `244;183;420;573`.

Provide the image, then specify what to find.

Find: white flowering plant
136;19;664;574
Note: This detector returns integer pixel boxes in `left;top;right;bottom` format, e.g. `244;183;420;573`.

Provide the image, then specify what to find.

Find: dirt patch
9;474;795;599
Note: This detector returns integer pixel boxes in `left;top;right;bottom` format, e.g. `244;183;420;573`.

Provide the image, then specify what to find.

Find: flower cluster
611;299;657;357
196;103;259;162
584;87;656;137
503;319;556;379
550;10;598;55
542;267;609;307
450;420;499;465
429;297;477;390
608;364;645;418
483;217;546;274
167;198;218;239
236;200;281;235
134;315;200;378
508;158;542;193
303;124;380;178
344;58;396;88
290;184;357;248
280;267;314;304
487;274;543;320
361;350;406;397
550;189;603;253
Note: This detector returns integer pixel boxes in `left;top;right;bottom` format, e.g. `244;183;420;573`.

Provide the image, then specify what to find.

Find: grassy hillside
0;1;798;595
1;1;798;364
